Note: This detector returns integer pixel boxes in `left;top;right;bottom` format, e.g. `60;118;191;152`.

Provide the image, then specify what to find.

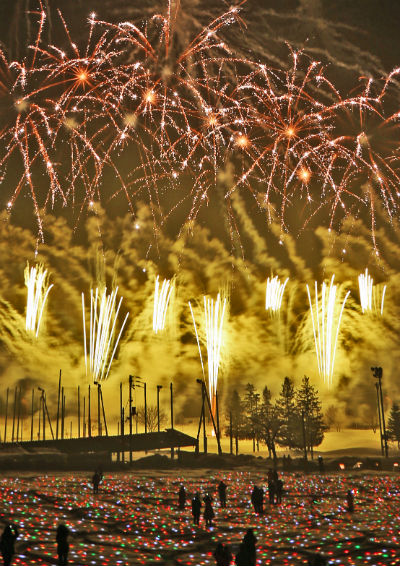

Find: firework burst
0;2;399;248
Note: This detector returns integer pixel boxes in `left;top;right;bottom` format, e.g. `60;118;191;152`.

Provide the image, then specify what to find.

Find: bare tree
137;405;168;432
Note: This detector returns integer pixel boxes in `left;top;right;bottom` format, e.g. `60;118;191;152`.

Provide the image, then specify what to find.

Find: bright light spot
235;134;249;148
286;127;295;137
144;90;155;104
135;223;140;230
208;114;218;127
299;168;311;183
77;70;88;82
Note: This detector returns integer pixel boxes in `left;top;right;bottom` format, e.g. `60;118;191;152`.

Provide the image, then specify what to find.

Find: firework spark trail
265;275;288;313
82;287;129;382
189;293;227;413
153;275;174;332
307;275;350;387
0;3;400;247
358;268;387;315
24;262;53;337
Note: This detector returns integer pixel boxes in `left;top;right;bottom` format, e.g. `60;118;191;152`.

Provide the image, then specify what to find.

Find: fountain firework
82;287;129;382
306;275;350;388
24;262;53;337
153;275;174;333
189;292;227;414
265;275;288;314
358;268;386;315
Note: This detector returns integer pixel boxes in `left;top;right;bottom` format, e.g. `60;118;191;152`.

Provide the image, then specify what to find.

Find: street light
157;385;163;433
371;366;388;458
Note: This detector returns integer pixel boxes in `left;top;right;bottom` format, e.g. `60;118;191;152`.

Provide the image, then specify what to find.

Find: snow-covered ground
1;469;399;565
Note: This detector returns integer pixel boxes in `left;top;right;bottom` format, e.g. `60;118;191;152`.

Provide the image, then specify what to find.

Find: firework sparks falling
189;292;227;413
265;275;288;314
82;287;129;382
24;262;53;337
306;275;350;388
153;275;174;333
358;268;386;315
0;3;399;248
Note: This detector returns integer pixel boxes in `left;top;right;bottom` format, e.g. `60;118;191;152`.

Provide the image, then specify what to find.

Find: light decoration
265;275;289;313
24;262;53;337
153;275;174;333
82;287;129;382
307;275;350;387
358;268;386;314
189;293;227;415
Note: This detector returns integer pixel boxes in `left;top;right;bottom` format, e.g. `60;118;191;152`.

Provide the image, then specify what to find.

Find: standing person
0;523;19;566
267;470;275;505
218;481;227;508
250;486;258;513
92;471;101;494
178;485;186;510
276;478;283;505
203;493;215;527
214;541;232;566
56;524;70;566
255;486;264;515
191;493;202;526
346;489;354;513
235;528;257;566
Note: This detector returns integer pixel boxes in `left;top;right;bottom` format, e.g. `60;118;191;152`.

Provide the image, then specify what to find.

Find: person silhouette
56;524;70;566
235;528;256;566
217;480;227;508
346;489;354;513
203;494;215;527
92;471;101;494
214;541;233;566
191;493;202;525
0;523;19;566
178;485;186;510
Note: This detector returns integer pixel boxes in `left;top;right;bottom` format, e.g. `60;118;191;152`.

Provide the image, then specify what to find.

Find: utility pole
375;382;383;455
157;385;163;433
129;375;133;463
77;386;81;438
56;370;61;440
372;367;388;458
170;382;174;459
4;387;8;443
144;382;147;435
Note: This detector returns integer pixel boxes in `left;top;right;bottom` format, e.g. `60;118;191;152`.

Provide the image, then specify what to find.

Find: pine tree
243;383;260;452
259;386;281;460
387;403;400;448
225;389;245;455
295;376;326;459
275;377;299;449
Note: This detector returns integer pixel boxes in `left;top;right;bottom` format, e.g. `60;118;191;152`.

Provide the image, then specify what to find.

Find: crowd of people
0;465;357;566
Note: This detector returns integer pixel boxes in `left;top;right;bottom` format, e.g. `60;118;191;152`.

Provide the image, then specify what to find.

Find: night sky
0;0;399;428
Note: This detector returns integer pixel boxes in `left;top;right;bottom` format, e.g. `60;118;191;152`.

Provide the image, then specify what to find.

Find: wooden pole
4;387;9;443
77;386;81;438
56;370;61;440
30;389;34;442
11;387;17;442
